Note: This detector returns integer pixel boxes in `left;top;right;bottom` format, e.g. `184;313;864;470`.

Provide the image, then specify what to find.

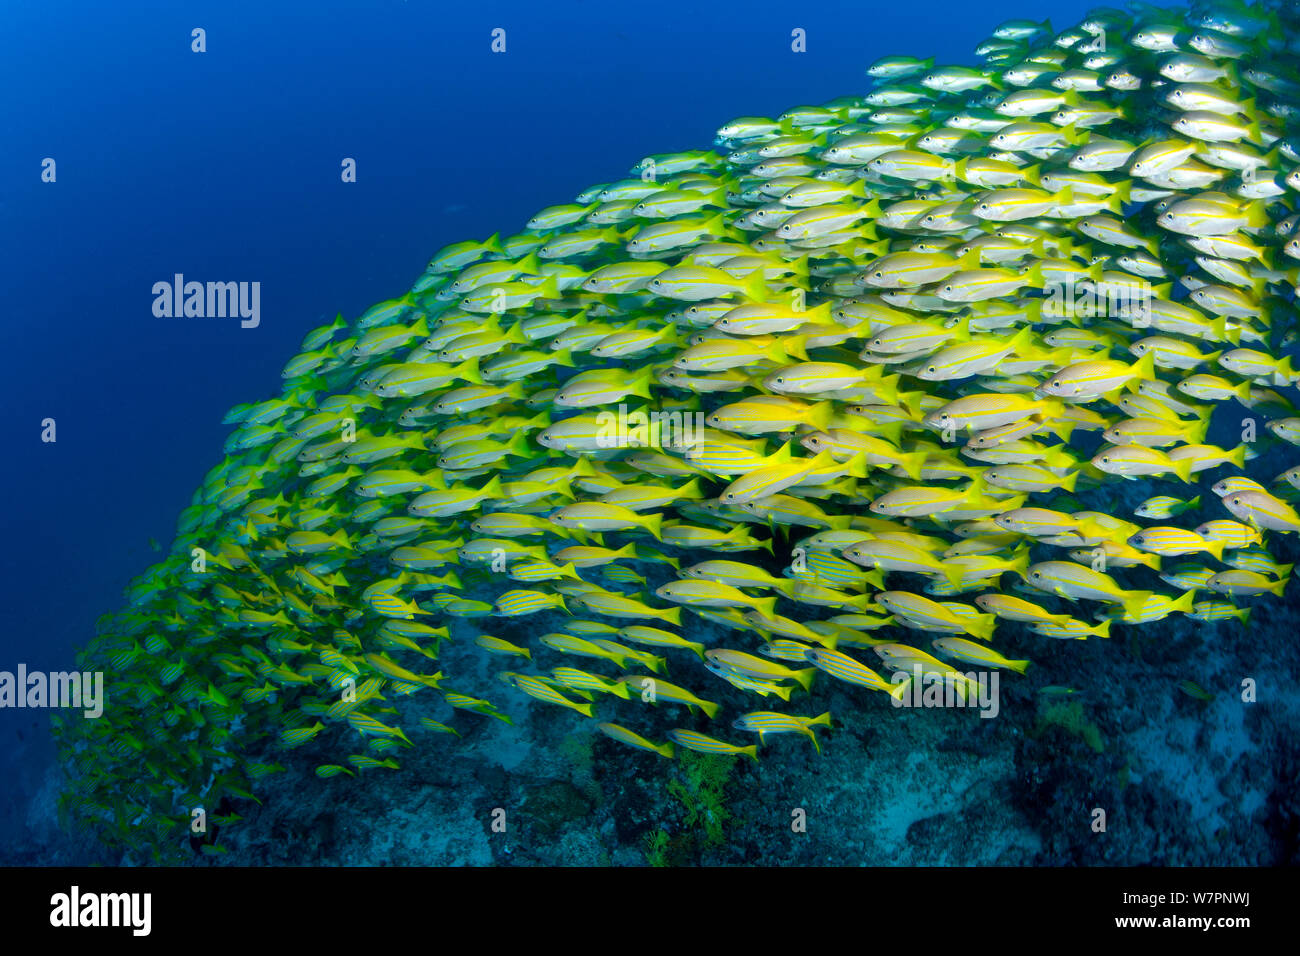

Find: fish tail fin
806;727;823;755
900;450;927;481
875;373;902;406
1039;398;1068;422
843;450;871;480
772;577;800;599
1008;658;1031;675
1092;618;1113;639
1121;590;1154;619
949;312;976;340
807;400;835;431
1191;416;1211;445
1132;349;1156;384
1216;316;1242;347
1047;417;1075;442
1008;545;1032;579
664;607;683;627
793;667;818;693
455;356;484;385
1170;456;1195;484
1042;445;1074;469
640;512;664;540
804;300;834;324
1006;324;1036;356
516;251;542;275
676;476;705;500
701;700;721;720
969;614;997;641
506;431;533;458
1244;200;1270;229
781;334;810;362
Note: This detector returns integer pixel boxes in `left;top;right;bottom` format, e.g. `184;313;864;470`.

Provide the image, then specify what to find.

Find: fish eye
1032;571;1040;578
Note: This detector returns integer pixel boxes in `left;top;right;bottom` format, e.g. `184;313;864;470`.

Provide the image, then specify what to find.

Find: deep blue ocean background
6;0;1279;866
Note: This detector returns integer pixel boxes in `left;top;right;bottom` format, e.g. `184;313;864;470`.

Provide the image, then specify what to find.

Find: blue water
0;0;1181;861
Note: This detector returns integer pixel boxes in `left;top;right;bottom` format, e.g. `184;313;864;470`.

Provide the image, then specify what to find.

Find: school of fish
56;1;1300;860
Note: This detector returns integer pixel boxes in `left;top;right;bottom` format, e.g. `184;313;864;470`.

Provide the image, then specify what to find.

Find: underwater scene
3;0;1300;870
